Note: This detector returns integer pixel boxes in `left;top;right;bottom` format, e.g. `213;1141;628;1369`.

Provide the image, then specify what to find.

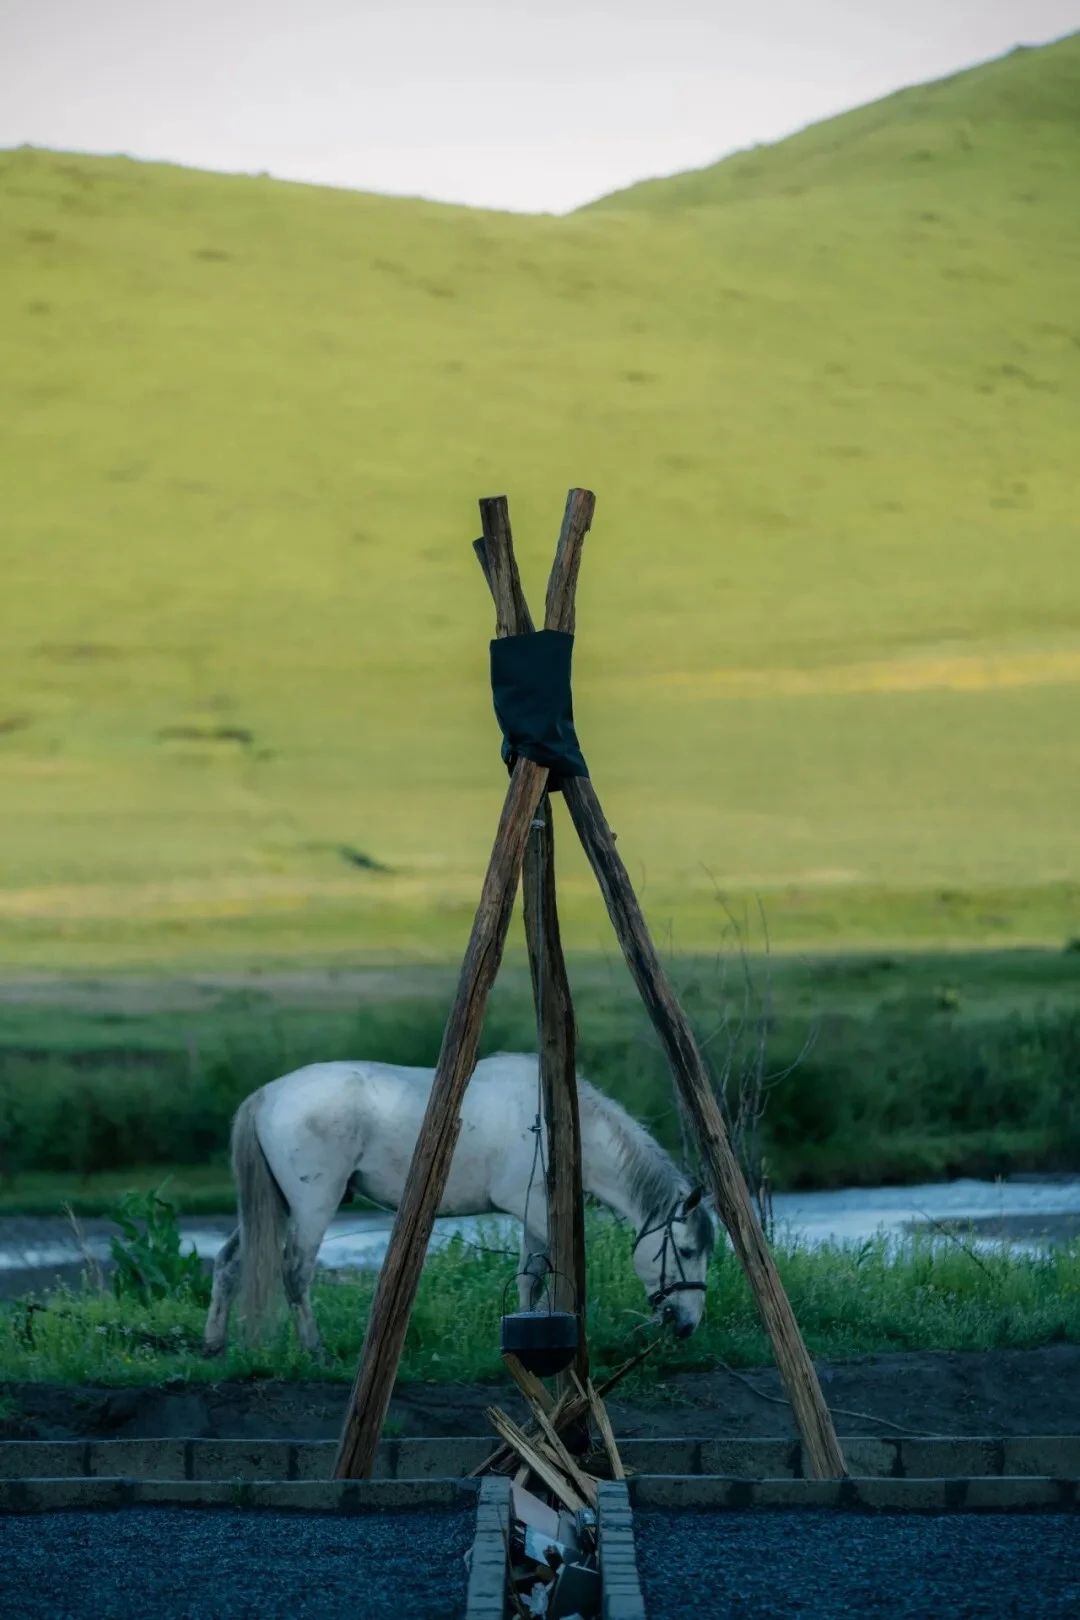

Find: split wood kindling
334;489;847;1483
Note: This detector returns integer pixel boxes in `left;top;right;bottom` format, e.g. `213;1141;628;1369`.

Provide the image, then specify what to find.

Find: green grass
2;36;1080;966
0;1166;235;1217
2;950;1077;1202
3;1219;1078;1387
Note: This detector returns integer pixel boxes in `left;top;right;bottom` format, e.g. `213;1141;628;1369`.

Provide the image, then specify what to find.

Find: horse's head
632;1186;715;1338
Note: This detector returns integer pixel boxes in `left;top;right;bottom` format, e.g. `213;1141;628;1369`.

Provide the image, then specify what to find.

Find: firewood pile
468;1346;649;1618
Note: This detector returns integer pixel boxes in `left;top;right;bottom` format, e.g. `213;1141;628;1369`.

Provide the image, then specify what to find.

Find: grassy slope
591;38;1080;209
2;36;1079;966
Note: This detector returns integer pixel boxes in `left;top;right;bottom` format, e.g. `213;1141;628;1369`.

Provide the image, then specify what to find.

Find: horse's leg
203;1228;241;1355
282;1190;344;1359
260;1108;358;1361
283;1225;325;1357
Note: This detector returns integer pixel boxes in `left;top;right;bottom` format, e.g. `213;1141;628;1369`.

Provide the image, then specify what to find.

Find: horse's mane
577;1076;688;1226
480;1052;713;1245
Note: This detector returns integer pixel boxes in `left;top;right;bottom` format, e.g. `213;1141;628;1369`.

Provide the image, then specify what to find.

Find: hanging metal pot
500;1260;579;1377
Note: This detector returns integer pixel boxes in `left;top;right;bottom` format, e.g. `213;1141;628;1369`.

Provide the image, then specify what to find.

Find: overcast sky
2;0;1076;212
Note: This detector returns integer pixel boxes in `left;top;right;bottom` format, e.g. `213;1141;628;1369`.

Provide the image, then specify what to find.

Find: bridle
635;1205;707;1312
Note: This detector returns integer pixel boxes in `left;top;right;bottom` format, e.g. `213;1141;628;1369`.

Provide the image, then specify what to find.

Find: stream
1;1175;1078;1300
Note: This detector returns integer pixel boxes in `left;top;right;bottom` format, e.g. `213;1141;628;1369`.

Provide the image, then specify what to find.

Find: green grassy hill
2;35;1079;968
590;36;1080;209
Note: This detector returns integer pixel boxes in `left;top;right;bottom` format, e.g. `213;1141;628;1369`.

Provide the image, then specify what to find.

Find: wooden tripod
334;490;846;1481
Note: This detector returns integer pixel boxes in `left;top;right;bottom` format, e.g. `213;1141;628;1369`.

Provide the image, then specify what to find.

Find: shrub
109;1188;209;1307
1;994;1077;1191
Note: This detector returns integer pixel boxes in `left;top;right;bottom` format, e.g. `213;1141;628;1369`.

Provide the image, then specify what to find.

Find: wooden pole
334;494;591;1480
476;494;590;1394
334;758;547;1478
522;795;589;1391
560;776;847;1480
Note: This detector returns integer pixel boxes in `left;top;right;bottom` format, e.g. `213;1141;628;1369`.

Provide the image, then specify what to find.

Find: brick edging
598;1480;647;1620
0;1476;479;1516
5;1435;1080;1482
464;1475;510;1620
629;1475;1080;1512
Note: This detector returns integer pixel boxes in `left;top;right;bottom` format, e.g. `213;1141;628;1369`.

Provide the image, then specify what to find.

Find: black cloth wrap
490;630;588;788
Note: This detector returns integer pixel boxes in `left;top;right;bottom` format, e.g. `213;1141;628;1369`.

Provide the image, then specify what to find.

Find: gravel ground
634;1509;1080;1619
0;1506;473;1620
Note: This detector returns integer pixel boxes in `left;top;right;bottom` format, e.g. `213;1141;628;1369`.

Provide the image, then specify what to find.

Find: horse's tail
232;1092;287;1344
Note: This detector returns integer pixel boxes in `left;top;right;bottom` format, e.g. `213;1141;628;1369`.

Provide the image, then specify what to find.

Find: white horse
204;1052;715;1356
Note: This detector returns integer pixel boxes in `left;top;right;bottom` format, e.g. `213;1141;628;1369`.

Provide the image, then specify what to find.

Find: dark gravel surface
0;1506;473;1619
635;1509;1080;1618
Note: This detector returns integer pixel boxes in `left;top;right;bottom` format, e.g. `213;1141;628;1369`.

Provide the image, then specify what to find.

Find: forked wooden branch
334;494;591;1480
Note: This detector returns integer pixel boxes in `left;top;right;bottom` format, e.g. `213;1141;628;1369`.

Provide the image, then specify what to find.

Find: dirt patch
4;1345;1078;1441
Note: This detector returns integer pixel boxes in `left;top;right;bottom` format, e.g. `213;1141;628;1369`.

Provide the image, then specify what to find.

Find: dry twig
573;1372;625;1481
486;1406;587;1514
63;1202;104;1293
715;1357;940;1439
527;1401;599;1507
